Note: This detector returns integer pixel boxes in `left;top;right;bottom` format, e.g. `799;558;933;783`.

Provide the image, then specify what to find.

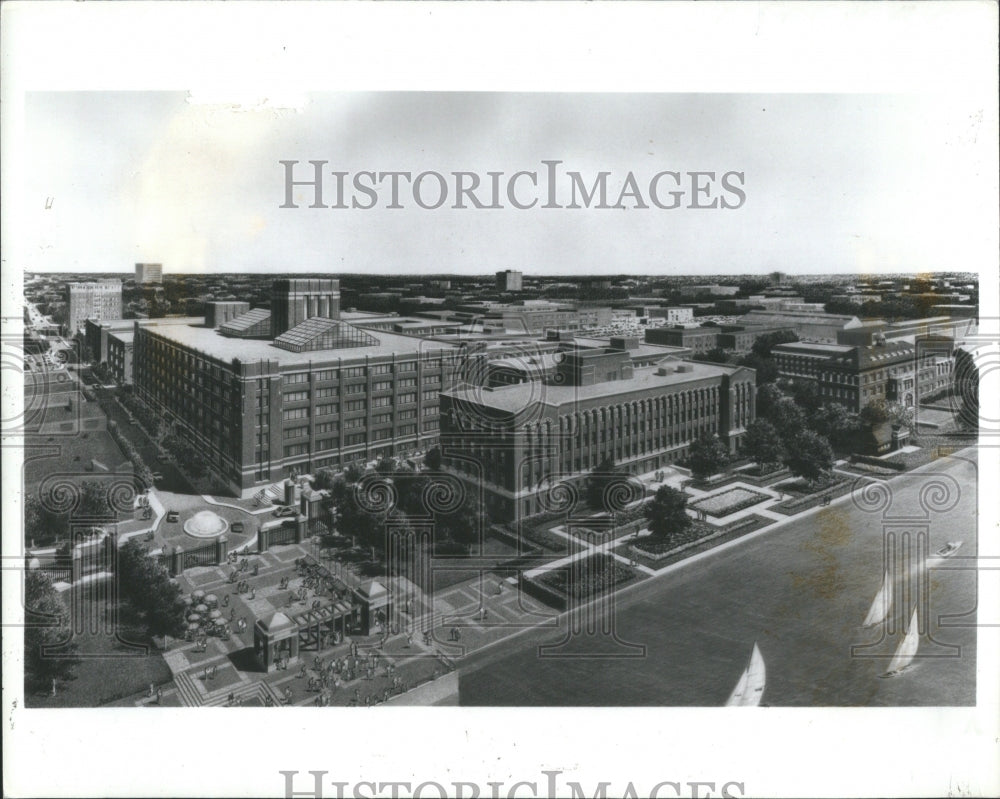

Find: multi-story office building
812;343;954;413
714;324;796;353
84;316;203;366
440;347;755;521
132;280;458;496
67;280;122;335
495;270;524;292
737;309;856;343
106;329;134;385
645;324;721;356
775;340;953;413
772;342;855;382
135;263;163;284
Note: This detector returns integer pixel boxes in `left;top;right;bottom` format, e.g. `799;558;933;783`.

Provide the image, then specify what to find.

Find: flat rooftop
140;321;456;367
773;342;854;354
573;336;688;360
445;361;747;413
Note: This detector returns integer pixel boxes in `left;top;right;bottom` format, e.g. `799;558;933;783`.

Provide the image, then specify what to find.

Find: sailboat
862;570;893;627
880;607;920;678
725;641;766;706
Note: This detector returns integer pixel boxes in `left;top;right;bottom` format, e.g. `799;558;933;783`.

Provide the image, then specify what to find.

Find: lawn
24;429;131;492
689;487;770;517
24;589;172;708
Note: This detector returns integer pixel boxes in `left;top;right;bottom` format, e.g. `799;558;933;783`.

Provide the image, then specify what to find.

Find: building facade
645;325;721;356
68;280;122;335
135;263;163;284
132;281;458;495
440;351;755;522
495;270;524;292
817;343;953;413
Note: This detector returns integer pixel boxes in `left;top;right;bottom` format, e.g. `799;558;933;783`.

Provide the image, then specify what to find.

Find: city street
459;449;978;706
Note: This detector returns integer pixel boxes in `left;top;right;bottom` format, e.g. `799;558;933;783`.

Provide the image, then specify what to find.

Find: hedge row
849;454;907;472
107;419;153;489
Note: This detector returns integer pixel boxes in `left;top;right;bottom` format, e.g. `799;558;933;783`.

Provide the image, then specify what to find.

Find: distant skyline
23;92;995;277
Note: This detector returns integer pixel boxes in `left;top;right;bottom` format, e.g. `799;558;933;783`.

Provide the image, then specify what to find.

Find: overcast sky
23;91;993;277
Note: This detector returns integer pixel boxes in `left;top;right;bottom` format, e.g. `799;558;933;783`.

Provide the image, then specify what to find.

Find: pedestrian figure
406;634;412;648
249;588;256;600
222;594;230;608
496;581;503;595
252;563;259;576
230;607;236;621
227;692;235;706
156;687;162;704
147;682;154;697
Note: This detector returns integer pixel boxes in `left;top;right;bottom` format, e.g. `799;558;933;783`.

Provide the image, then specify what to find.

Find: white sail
885;607;920;676
863;570;893;627
726;642;766;707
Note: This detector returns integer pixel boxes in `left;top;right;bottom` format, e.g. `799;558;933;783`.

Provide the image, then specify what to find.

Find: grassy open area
24;589;172;708
24;429;131;492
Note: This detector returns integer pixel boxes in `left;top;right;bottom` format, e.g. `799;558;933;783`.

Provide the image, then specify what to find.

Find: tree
738;352;778;384
24;570;80;693
741;419;787;471
785;430;834;483
24;493;69;547
585;457;620;511
702;347;731;364
754;383;785;421
809;403;858;452
783;378;822;413
116;540;186;642
751;330;799;359
687;433;730;480
859;399;913;431
436;494;481;548
343;461;367;485
424;446;443;471
375;456;399;476
767;396;807;445
645;485;691;540
79;480;115;519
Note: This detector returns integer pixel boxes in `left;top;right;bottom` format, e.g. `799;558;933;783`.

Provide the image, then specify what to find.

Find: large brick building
774;340;953;413
818;343;952;413
440;346;755;521
132;280;458;496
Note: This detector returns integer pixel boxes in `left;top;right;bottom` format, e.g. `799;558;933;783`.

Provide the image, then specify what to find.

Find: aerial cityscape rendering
19;267;981;708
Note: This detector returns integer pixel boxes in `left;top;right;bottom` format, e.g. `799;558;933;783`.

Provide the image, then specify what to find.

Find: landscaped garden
536;554;637;601
689;486;770;517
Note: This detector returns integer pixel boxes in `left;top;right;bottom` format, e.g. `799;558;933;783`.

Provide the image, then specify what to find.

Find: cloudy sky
23;91;994;276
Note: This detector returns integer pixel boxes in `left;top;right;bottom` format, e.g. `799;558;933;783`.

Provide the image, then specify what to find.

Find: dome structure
183;510;229;539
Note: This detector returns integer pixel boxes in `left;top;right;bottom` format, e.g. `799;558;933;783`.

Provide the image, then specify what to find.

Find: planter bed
620;514;772;568
534;553;638;602
690;487;770;517
770;477;851;515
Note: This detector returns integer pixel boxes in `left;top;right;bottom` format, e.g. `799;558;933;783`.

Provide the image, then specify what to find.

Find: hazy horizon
23;92;993;277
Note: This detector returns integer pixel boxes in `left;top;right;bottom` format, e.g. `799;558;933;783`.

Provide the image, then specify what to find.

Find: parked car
166;511;179;523
230;522;244;534
273;506;296;517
